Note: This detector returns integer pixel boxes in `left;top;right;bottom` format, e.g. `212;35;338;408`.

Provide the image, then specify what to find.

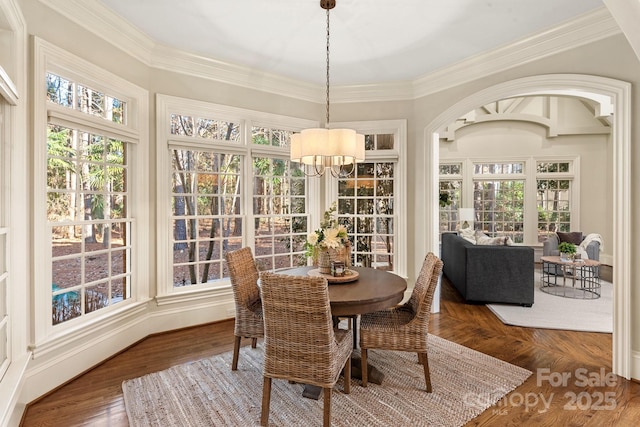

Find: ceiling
97;0;605;87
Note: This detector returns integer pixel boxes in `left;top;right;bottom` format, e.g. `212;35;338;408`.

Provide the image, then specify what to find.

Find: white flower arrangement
304;202;350;260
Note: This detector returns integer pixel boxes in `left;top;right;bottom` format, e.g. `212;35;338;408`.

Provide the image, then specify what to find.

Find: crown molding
412;7;622;99
330;81;416;103
39;0;155;63
40;2;621;104
149;45;322;103
603;0;640;61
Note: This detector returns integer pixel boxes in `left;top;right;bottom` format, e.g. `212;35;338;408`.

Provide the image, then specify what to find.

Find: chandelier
290;0;365;177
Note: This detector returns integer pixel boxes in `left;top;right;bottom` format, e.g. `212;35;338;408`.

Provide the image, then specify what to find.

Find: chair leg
419;352;432;392
323;387;332;427
361;348;368;387
260;377;272;426
232;336;241;370
344;355;351;394
251;337;258;348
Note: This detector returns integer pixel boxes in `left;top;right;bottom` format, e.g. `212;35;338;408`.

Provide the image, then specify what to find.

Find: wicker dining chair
225;247;263;371
259;272;353;427
359;252;443;392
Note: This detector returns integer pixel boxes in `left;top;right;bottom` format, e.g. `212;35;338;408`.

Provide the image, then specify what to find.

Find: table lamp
459;208;475;230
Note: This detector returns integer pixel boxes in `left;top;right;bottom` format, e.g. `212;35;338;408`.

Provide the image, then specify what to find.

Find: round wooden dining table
280;266;407;317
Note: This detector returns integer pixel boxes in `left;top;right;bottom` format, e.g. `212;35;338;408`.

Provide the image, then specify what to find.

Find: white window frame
327;120;407;278
535;159;579;240
441;156;579;245
472;160;526;241
169;144;245;288
32;38;149;352
0;81;13;381
156;94;319;298
439;162;463;233
250;142;309;272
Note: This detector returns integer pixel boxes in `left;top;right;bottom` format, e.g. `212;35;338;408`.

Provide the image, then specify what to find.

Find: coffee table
540;255;601;299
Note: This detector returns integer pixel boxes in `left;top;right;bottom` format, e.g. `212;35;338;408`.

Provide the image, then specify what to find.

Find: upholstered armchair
543;231;601;276
542;231;601;261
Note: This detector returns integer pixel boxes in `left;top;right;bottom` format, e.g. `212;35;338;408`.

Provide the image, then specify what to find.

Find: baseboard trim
631;350;640;381
19;300;234;409
0;353;31;427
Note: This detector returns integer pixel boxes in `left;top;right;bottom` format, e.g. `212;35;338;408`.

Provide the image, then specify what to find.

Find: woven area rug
122;334;531;426
487;272;613;333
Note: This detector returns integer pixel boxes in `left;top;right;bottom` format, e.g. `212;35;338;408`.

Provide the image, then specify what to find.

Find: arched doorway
423;74;631;379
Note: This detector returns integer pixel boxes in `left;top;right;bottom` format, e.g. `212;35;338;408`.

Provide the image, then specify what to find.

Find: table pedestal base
302;357;384;400
540;257;601;299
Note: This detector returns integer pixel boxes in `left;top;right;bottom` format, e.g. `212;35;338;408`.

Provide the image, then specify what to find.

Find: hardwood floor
21;277;639;426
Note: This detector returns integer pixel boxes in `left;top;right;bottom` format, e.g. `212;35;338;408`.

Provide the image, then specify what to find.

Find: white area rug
487;272;612;333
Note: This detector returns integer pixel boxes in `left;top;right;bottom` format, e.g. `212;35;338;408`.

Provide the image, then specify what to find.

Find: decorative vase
318;248;340;274
560;252;575;262
317;243;351;274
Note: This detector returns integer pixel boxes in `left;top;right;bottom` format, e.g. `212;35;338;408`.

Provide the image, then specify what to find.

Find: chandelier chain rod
291;1;361;178
325;7;330;127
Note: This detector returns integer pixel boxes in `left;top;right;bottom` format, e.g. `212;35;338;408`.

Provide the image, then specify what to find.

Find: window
333;122;407;277
46;74;133;325
161;110;405;289
170;113;240;142
169;112;244;288
157;95;317;293
252;126;308;271
536;161;572;242
34;39;148;339
252;153;307;271
47;123;130;324
474;180;525;242
171;148;242;286
439;158;576;245
473;162;525;243
0;99;9;379
439;163;462;233
338;161;395;270
47;73;126;123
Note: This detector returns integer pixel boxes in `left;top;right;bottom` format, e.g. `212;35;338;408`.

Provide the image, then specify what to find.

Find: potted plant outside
439;192;452;208
558;242;577;261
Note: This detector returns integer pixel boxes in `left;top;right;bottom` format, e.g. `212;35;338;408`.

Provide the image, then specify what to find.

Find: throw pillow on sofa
459;227;476;243
557;231;583;245
474;230;514;246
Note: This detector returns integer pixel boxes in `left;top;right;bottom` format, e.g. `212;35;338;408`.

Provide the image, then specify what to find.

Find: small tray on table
307;268;359;284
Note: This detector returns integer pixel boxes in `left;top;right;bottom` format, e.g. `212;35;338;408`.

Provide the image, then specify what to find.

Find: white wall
440;118;612;263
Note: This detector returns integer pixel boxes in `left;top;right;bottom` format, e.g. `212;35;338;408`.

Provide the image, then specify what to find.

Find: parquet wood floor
21;276;639;426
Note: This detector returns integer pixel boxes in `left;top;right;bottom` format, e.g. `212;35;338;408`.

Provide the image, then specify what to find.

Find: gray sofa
441;233;534;306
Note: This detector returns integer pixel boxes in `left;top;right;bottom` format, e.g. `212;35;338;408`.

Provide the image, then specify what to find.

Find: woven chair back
407;252;443;320
259;272;340;386
226;247;260;309
226;247;263;338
